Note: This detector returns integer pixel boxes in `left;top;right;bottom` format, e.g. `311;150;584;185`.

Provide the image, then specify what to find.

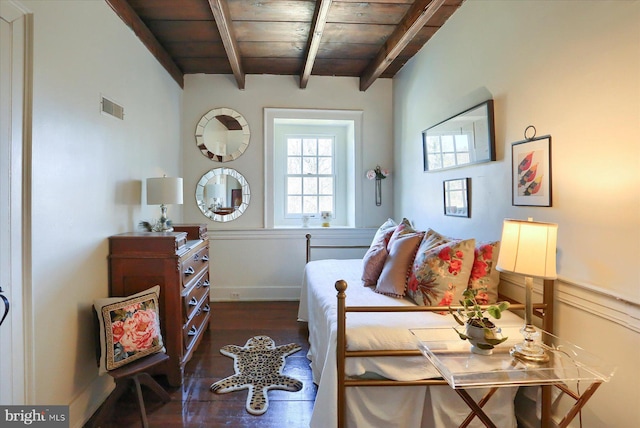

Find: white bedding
298;259;525;428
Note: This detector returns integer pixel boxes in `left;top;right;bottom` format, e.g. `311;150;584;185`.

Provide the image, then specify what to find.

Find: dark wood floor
89;301;316;427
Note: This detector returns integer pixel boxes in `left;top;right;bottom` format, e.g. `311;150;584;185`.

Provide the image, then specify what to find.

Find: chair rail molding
500;272;640;334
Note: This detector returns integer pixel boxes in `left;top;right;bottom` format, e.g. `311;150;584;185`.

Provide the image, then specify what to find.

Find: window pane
441;135;455;152
319;177;333;194
457;153;470;164
442;153;456;167
319;196;333;212
428;154;442;170
303;177;318;194
303;139;317;155
318;157;332;174
303;196;317;214
302;157;317;174
450;191;465;207
318;139;332;156
447;180;463;190
287;157;301;174
455;135;469;152
426;136;440;153
287;138;301;155
287;177;301;194
287;196;302;214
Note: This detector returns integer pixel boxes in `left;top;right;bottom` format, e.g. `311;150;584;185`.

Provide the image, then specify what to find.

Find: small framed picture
511;136;552;206
443;178;470;217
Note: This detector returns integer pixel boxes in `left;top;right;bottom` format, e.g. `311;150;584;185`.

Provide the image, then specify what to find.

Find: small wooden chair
89;352;171;428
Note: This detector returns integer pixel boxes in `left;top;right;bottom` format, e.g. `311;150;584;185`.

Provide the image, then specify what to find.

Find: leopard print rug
210;335;303;415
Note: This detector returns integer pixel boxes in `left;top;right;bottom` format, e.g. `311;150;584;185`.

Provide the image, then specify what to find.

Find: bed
298;232;554;428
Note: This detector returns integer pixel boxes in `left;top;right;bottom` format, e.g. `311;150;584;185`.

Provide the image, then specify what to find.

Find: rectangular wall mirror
423;100;496;172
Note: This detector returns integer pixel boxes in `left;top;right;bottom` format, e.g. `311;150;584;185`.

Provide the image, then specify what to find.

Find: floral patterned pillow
94;286;165;374
467;241;501;305
406;238;476;307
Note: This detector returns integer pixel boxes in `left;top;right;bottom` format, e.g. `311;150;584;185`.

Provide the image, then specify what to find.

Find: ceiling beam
300;0;333;89
208;0;245;90
105;0;184;88
359;0;446;92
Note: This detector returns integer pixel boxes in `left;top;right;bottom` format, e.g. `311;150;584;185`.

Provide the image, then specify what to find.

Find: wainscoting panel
499;272;640;333
208;228;375;301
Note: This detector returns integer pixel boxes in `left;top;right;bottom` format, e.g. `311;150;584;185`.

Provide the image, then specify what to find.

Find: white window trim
264;108;363;229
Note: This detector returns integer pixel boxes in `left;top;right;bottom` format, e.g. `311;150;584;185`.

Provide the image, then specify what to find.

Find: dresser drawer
183;273;210;321
181;245;209;286
183;300;210;351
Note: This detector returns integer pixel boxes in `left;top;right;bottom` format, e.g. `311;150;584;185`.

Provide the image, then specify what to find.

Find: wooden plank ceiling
106;0;464;90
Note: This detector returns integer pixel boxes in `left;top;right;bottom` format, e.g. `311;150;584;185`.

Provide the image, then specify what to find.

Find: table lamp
146;176;183;232
496;218;558;363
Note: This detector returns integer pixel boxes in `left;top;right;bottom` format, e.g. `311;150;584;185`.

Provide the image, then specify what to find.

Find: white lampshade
496;219;558;279
146;176;183;205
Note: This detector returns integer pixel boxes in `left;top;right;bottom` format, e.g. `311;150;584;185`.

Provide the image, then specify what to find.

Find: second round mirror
196;168;250;222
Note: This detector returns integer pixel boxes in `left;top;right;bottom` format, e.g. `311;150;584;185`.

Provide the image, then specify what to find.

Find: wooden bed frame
305;234;556;428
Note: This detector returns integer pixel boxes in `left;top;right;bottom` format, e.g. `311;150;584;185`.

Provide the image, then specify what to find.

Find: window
265;109;363;228
425;132;471;170
285;136;335;217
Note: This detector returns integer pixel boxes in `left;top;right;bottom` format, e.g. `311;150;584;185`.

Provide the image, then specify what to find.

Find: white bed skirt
298;259;522;428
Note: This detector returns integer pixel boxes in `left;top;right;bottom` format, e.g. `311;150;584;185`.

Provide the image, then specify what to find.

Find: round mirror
195;168;250;222
195;108;250;162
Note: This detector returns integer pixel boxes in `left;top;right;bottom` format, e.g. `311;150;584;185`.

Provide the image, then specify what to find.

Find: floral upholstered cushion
94;286;165;374
467;241;501;305
361;219;397;286
406;238;476;307
375;231;424;297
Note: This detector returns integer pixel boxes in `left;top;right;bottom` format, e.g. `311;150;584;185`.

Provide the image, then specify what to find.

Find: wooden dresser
108;224;210;386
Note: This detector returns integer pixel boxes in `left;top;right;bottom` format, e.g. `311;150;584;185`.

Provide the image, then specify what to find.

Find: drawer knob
203;304;211;313
188;297;198;306
202;280;210;288
188;326;197;336
184;266;195;276
202;255;209;262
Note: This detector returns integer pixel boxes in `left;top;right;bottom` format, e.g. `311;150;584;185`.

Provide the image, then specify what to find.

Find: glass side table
410;327;616;428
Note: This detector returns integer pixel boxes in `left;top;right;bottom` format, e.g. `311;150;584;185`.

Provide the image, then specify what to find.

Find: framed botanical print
511;135;552;206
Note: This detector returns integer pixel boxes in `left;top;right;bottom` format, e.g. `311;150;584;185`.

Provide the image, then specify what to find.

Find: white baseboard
209;285;301;301
70;374;114;428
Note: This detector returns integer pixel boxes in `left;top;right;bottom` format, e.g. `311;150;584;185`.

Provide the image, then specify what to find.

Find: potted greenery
449;288;510;355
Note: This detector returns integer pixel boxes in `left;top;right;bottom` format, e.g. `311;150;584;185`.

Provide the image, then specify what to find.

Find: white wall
182;75;393;300
393;1;639;426
21;1;183;426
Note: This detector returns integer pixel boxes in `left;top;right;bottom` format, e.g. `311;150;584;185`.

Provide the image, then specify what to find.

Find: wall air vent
101;96;124;120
